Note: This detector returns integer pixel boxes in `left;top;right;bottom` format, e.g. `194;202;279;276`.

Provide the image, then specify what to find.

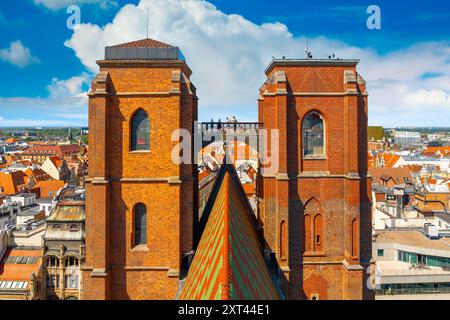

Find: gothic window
304;214;312;252
303;112;324;156
46;274;60;288
65;274;79;289
64;257;78;268
280;220;287;260
46;256;59;268
313;214;323;252
352;219;359;257
134;203;147;246
131;109;150;151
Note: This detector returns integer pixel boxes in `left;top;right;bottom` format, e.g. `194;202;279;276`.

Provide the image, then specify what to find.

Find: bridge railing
198;122;264;135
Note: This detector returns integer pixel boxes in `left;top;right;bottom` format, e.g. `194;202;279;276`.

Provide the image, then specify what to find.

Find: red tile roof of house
49;156;64;169
425;146;450;157
179;163;279;300
32;180;65;198
0;171;27;195
23;145;80;157
0;248;41;285
5;138;18;144
24;168;50;183
111;38;174;48
369;167;413;185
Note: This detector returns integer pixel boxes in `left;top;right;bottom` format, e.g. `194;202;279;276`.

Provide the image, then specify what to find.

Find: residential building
0;247;43;300
41;156;70;182
42;186;85;300
21;145;81;164
373;230;450;299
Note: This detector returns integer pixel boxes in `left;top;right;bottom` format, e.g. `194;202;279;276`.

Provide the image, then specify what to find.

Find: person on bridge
232;116;237;131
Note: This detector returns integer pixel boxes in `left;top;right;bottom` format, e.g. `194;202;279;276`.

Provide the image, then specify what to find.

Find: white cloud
47;72;90;99
0;74;90;127
0;40;39;68
61;0;450;126
33;0;118;11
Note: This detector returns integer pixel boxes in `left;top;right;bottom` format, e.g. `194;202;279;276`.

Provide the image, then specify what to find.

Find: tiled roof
23;144;80;157
0;248;41;286
369;167;413;186
179;163;279;300
110;38;174;48
49;156;63;169
47;203;85;222
0;171;27;195
33;180;65;198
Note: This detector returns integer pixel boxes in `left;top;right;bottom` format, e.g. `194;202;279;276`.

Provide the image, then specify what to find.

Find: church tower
257;59;374;300
82;39;198;299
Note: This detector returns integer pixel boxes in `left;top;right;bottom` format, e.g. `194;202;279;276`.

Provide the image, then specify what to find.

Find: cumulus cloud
0;40;39;68
33;0;118;11
47;72;90;99
62;0;450;126
0;74;90;127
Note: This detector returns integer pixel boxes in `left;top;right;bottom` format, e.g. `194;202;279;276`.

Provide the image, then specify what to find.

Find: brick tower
82;39;198;300
257;59;374;300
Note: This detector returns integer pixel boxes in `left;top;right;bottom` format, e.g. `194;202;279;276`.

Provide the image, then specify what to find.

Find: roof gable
179;163;280;300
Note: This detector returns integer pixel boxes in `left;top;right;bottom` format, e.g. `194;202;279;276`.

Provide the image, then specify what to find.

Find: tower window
134;203;147;246
313;214;323;252
131;109;150;151
304;214;312;252
303;112;324;156
280;220;287;260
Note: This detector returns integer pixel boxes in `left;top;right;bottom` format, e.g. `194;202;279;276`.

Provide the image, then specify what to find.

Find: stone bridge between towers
196;121;264;149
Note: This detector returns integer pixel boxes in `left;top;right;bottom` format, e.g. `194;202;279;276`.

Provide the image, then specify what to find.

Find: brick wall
257;61;374;300
82;60;197;300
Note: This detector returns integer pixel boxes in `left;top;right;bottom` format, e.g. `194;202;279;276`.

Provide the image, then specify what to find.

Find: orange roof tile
111;38;174;48
34;180;65;198
0;248;42;284
0;171;27;195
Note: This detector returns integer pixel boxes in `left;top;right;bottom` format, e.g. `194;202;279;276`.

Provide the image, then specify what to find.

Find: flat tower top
104;38;183;61
265;58;360;74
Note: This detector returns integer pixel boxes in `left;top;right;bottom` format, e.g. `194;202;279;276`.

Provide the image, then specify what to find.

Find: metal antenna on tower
146;0;149;39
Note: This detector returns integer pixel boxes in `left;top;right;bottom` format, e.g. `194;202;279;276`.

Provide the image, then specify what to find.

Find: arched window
352;219;358;257
313;214;323;252
134;203;147;246
131;109;150;151
280;220;287;260
64;256;79;268
304;214;312;253
46;256;59;268
303;112;324;156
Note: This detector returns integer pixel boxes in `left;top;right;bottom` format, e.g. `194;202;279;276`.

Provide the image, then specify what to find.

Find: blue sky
0;0;449;127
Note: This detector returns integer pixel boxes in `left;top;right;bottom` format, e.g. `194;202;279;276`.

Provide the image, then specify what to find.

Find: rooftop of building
265;58;360;74
103;37;185;62
0;247;42;290
110;38;175;48
374;230;450;252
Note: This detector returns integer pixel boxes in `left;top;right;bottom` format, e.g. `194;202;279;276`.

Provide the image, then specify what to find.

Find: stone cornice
262;90;368;97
